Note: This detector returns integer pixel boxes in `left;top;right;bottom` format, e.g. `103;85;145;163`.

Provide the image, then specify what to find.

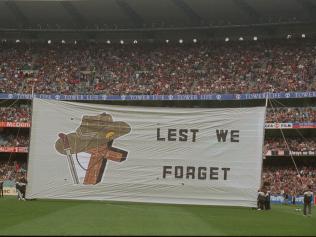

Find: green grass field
0;196;315;236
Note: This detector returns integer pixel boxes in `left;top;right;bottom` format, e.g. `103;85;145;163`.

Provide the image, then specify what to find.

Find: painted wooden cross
84;141;128;185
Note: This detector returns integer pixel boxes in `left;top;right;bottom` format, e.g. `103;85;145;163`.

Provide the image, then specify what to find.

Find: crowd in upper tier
0;133;29;147
264;138;316;153
0;39;316;95
265;107;316;123
0;105;31;122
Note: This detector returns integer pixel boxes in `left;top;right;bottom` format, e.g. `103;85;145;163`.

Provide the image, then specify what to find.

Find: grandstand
0;0;315;235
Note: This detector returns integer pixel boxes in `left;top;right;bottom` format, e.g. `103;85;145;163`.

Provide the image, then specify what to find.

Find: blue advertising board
270;195;314;205
0;91;316;101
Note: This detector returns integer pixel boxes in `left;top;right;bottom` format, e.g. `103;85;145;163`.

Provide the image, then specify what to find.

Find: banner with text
3;187;17;196
0;147;28;153
0;122;31;128
265;150;316;156
270;195;314;205
27;98;265;207
265;122;316;129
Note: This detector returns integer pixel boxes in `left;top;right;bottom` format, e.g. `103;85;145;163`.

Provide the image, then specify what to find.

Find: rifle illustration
58;133;79;184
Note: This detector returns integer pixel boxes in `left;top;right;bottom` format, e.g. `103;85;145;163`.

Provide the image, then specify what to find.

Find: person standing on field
0;176;4;198
303;185;313;217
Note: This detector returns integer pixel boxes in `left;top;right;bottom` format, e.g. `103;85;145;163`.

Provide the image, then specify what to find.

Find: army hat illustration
55;113;131;155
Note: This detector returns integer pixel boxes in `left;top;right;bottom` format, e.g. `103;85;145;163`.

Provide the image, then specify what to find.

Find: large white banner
26;98;266;207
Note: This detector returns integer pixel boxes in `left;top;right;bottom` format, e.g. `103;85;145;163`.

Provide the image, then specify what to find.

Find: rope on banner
268;98;303;185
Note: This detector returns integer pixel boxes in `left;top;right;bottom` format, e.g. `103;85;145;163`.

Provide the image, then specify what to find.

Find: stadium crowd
0;160;27;181
264;138;316;153
266;107;316;123
262;166;316;195
0;134;29;147
0;39;316;95
0;105;31;122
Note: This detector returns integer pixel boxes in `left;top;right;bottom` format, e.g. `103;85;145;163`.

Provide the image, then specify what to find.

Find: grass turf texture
0;196;314;236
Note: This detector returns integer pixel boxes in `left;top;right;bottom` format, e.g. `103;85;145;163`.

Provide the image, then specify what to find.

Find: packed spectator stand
266;107;316;123
0;39;316;96
264;138;316;153
262;166;316;196
0;160;27;182
0;134;29;147
0;105;31;122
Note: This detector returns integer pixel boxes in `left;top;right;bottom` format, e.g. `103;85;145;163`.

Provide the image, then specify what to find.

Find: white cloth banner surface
27;98;266;207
